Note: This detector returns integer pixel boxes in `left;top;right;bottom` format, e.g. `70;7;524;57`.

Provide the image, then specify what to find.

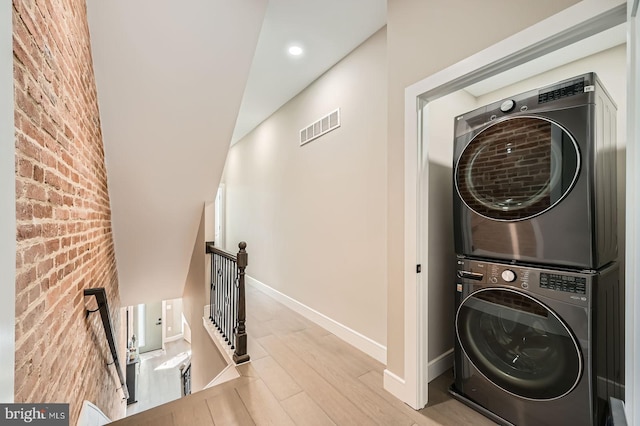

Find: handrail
205;241;236;261
206;241;250;364
84;287;129;400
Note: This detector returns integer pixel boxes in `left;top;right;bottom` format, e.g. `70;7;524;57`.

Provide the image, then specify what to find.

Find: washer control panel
540;273;586;294
456;258;592;305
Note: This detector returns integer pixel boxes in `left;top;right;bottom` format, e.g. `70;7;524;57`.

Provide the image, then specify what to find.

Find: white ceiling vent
300;108;341;146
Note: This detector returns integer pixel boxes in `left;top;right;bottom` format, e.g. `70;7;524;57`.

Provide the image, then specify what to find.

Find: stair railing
205;241;250;364
84;287;129;400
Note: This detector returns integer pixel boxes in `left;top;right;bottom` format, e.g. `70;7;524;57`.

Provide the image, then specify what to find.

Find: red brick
33;164;44;182
16;157;34;179
25;184;46;202
15;292;29;318
15;132;41;161
15;88;40;123
36;258;53;278
17;223;41;241
32;203;52;219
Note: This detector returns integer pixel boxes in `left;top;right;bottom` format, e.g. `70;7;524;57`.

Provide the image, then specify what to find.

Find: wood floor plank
357;370;444;426
140;413;176;426
110;376;258;425
258;334;375;425
323;333;384;371
251;356;302;401
280;391;336;426
291;328;373;378
246;331;270;360
358;370;496;426
247;312;275;339
235;379;296;426
172;399;214;426
206;389;256;426
283;331;414;426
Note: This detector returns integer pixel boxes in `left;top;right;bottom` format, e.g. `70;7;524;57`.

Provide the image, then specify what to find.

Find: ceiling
231;0;387;144
87;0;269;305
86;0;386;305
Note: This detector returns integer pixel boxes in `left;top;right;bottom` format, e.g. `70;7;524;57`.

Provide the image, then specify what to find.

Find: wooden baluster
233;241;250;363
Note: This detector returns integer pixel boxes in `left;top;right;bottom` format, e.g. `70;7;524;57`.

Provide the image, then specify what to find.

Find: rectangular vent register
300;108;340;146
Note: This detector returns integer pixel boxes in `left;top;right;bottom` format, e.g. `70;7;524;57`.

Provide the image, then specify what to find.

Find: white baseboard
428;348;453;382
247;275;387;364
383;368;407;402
383;349;453;409
163;333;184;344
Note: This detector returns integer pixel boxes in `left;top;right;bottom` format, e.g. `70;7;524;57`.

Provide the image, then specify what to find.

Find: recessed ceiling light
288;46;303;56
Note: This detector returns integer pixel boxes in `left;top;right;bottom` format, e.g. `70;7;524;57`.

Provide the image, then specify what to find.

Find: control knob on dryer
501;269;517;282
500;99;516;112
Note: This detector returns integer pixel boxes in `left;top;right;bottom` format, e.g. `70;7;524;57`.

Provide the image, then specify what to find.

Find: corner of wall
1;0;15;403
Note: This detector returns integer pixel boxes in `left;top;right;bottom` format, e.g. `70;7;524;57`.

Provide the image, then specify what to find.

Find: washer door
455;116;580;221
456;288;582;400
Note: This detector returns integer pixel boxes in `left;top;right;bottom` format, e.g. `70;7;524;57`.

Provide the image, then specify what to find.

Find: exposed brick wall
13;0;125;423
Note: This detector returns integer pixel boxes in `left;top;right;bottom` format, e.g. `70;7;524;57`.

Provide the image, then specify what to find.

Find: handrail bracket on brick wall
84;288;129;400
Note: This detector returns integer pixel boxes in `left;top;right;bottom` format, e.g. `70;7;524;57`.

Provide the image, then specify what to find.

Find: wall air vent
300;108;341;146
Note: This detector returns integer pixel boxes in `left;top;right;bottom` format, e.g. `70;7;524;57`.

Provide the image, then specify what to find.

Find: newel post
233;241;250;364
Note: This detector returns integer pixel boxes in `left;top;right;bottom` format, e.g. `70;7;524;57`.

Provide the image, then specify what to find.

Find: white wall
223;29;388;354
424;90;477;361
0;0;15;402
164;298;184;340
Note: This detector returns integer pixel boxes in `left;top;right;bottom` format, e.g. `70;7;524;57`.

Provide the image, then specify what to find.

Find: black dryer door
456;288;582;400
455;116;580;221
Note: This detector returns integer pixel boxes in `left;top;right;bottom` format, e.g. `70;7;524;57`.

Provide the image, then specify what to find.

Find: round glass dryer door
456;288;582;400
456;116;580;221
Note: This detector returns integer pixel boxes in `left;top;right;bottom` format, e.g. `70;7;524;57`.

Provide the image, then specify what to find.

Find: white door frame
625;0;640;421
387;0;633;413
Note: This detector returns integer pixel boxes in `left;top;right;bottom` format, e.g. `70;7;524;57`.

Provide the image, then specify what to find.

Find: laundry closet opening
386;1;632;413
420;31;627;375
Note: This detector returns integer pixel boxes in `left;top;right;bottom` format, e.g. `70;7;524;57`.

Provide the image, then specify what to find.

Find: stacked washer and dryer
449;73;624;425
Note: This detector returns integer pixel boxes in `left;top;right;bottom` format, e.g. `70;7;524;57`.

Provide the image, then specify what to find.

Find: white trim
161;300;167;351
427;349;454;382
383;368;406;399
0;0;15;403
204;363;240;389
625;1;640;423
246;275;387;364
201;313;241;389
392;0;628;411
163;333;184;344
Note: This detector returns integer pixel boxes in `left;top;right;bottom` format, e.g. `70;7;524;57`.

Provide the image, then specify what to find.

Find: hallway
112;285;494;425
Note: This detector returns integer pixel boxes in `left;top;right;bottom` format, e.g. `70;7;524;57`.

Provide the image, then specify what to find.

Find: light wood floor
111;285;495;425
